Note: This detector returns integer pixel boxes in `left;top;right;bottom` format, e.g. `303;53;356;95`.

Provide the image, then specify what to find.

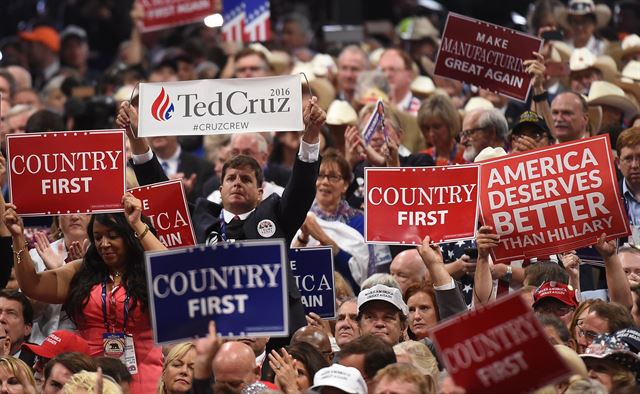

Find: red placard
7;130;126;217
479;135;630;263
365;165;480;244
430;293;571;393
434;13;543;102
142;0;216;32
129;180;196;249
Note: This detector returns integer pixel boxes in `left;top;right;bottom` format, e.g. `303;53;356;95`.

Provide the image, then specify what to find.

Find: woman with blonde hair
417;94;466;165
62;370;122;394
569;299;599;352
157;342;196;394
0;356;37;394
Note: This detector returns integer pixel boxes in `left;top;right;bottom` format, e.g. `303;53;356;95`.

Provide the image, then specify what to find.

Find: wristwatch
502;265;513;282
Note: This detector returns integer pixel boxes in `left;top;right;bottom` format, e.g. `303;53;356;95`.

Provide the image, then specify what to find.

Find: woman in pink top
4;193;167;394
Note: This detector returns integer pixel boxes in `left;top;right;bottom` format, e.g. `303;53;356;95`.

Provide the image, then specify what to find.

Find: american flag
222;0;270;43
244;0;271;42
221;0;246;43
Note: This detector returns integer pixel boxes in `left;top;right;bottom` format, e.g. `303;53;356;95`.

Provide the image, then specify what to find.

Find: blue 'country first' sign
145;240;289;344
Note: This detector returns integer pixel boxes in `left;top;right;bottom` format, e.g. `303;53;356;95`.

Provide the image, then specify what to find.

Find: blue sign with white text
289;247;336;319
145;240;289;345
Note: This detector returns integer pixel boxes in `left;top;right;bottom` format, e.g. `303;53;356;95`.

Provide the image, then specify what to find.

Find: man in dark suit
117;97;326;345
0;290;35;366
147;135;217;204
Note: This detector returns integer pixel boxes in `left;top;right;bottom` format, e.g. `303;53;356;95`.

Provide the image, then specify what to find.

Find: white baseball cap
357;284;408;316
310;364;368;394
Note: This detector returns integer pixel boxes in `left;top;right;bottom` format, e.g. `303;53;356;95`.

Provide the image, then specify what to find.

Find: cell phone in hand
463;248;478;259
541;29;564;42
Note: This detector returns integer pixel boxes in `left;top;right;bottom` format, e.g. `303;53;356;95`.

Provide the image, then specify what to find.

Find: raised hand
3;204;24;238
476;226;499;259
67;239;89;261
121;193;143;228
594;233;617;259
417;235;444;267
34;232;65;269
302;96;326;144
269;348;300;394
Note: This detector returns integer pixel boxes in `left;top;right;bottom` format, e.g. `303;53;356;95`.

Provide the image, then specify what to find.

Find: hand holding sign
476;226;500;260
595;233;617;258
3;204;23;238
524;52;546;91
0;154;6;188
417;235;455;287
302;96;327;144
122;192;144;228
193;321;224;380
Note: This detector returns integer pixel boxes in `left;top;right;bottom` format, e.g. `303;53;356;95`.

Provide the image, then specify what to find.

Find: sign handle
299;72;314;98
127;82;141;138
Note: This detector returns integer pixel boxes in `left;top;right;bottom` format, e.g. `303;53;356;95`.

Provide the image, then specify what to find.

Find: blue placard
289;247;336;319
145;240;289;345
362;99;385;145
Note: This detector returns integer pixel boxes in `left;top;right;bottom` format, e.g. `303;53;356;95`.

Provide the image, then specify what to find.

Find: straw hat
587;80;639;119
410;75;436;98
474;147;507;163
397;17;440;43
464;96;494;113
552;41;573;63
311;53;337;78
326;100;358;126
616;61;640;105
308;78;336;111
369;48;385;67
621;60;640;83
620;34;640;59
570;48;619;82
555;0;612;30
588;105;602;132
292;62;336;110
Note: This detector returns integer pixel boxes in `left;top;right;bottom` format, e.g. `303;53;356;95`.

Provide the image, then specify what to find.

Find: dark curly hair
63;213;154;327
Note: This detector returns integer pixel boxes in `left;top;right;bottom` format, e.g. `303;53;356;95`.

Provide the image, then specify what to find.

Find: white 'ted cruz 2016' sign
137;75;304;137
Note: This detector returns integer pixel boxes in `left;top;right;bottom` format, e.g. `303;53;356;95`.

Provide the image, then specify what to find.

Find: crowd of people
2;0;640;393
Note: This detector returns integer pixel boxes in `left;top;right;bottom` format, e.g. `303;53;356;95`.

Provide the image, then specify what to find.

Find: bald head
212;341;258;389
7;66;32;90
390;249;427;294
230;133;269;167
291;325;333;363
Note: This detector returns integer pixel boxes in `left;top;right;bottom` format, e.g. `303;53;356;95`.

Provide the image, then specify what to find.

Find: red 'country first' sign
365;165;479;244
7;130;126;216
434;13;543;102
430;293;571;394
479;135;630;264
142;0;216;32
128;180;196;249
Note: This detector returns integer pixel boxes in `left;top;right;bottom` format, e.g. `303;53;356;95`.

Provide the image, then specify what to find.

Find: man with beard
459;108;508;162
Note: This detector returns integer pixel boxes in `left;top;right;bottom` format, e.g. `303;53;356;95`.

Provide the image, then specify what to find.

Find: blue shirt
623;179;640;225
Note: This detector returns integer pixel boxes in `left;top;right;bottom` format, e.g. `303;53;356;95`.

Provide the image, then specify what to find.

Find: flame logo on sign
151;87;174;121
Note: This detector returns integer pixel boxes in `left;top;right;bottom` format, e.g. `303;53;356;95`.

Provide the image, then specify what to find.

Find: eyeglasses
620;155;640;165
459;126;489;139
318;173;343;183
577;326;600;342
535;303;574;317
